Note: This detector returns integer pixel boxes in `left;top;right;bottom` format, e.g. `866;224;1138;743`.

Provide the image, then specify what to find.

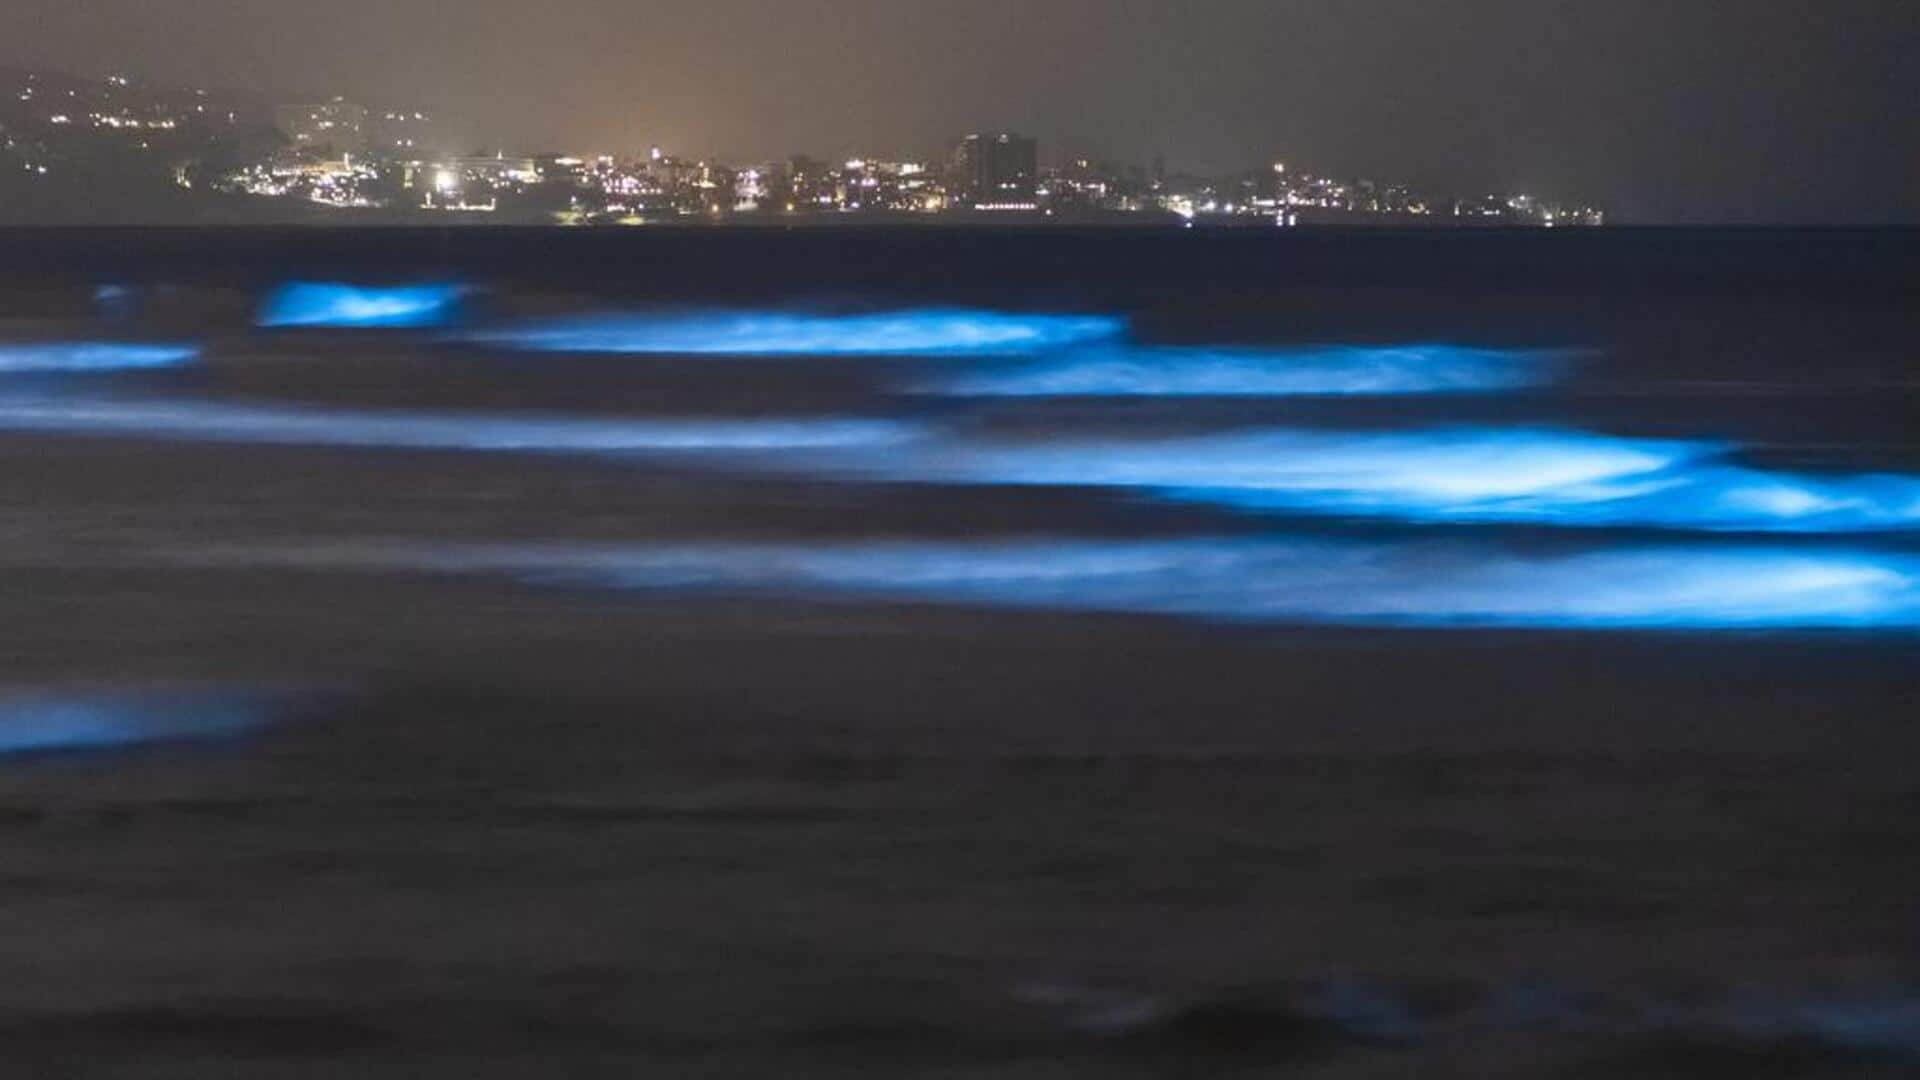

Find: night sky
3;0;1914;223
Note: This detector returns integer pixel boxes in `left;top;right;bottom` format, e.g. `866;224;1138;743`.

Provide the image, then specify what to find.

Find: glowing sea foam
884;428;1920;533
0;689;272;755
0;343;199;374
0;395;920;455
463;309;1127;356
259;283;466;329
192;538;1920;630
923;344;1563;397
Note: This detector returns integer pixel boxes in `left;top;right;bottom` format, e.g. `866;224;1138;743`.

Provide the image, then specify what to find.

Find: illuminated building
951;132;1038;210
274;98;369;156
2;64;1606;227
371;110;436;156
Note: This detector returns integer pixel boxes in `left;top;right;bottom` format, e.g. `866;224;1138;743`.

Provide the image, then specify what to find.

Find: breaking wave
258;283;468;329
161;537;1920;631
461;309;1127;356
921;344;1566;397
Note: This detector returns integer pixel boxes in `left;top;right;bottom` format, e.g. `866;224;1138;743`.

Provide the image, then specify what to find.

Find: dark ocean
0;227;1916;1077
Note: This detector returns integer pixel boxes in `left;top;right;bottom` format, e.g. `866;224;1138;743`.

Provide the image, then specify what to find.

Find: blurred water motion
462;308;1126;355
0;395;920;454
0;688;280;756
888;427;1920;533
921;344;1565;397
0;342;199;374
176;538;1920;630
5;389;1917;533
0;229;1913;1078
258;283;467;329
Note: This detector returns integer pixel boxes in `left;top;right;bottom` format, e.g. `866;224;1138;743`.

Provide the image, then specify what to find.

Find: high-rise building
950;132;1038;209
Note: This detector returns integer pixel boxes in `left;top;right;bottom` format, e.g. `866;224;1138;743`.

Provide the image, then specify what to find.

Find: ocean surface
0;227;1916;1076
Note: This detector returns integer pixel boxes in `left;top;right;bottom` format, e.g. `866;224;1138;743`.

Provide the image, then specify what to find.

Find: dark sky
3;0;1915;222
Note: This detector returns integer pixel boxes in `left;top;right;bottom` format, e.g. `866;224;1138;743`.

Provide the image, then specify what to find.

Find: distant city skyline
1;0;1915;224
2;64;1603;226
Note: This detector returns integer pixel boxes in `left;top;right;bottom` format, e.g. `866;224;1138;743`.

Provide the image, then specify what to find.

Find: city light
0;67;1605;225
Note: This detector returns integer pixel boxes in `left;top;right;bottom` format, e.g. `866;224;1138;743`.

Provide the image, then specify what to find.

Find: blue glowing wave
0;342;199;374
259;283;467;329
0;395;919;454
202;538;1920;630
11;392;1913;533
92;285;138;319
0;689;273;756
922;344;1565;397
462;309;1127;356
882;428;1920;533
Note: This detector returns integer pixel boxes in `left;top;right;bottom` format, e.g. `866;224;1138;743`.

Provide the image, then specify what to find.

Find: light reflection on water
874;427;1920;533
0;396;919;454
2;391;1917;534
0;689;275;756
461;309;1127;356
0;343;200;373
919;344;1566;397
258;283;467;329
181;538;1920;630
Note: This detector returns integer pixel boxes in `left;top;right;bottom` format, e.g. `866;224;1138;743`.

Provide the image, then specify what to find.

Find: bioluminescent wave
178;539;1920;630
921;344;1565;397
258;282;467;329
0;396;920;455
92;284;138;320
878;428;1920;533
12;392;1915;532
462;309;1127;356
0;342;200;374
0;689;274;756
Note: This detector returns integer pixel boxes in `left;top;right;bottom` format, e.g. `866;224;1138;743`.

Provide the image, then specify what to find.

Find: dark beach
0;227;1916;1076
